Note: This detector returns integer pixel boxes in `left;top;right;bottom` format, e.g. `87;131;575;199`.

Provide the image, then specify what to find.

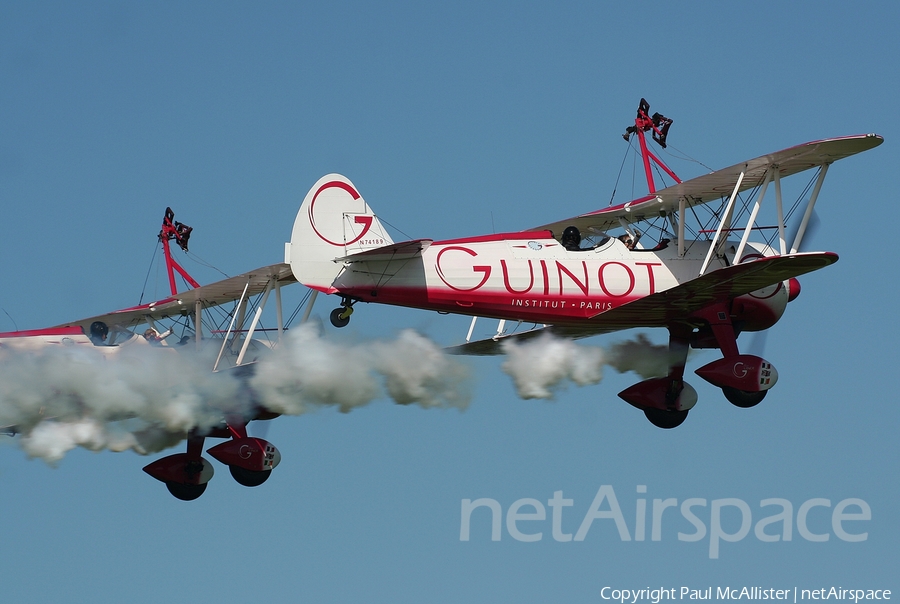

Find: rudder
287;174;394;292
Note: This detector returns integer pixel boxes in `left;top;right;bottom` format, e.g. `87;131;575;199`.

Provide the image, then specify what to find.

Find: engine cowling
731;281;789;331
206;437;281;472
694;355;778;392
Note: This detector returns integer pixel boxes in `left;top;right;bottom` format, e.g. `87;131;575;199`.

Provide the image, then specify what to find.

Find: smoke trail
606;333;673;378
501;333;606;399
1;325;673;463
249;324;470;414
501;332;675;399
0;324;471;463
0;343;242;462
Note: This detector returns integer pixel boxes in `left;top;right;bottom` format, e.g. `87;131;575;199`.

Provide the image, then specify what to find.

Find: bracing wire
607;142;633;206
1;306;19;331
138;243;159;305
378;216;414;242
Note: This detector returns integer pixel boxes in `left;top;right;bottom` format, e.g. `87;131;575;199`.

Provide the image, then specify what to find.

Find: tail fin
287;174;394;292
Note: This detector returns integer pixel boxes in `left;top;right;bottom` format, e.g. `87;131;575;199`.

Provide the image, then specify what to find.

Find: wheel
330;307;351;328
722;386;767;408
230;465;272;487
165;481;208;501
643;407;689;429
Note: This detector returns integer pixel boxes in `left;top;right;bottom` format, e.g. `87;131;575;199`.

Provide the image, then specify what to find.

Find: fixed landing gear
689;302;779;413
229;465;272;487
619;327;697;429
165;481;208;501
144;425;281;500
330;298;355;328
643;407;689;429
722;386;767;408
619;377;698;429
144;449;215;501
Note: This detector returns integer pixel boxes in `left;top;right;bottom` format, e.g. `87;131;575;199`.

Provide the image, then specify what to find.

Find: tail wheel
722;387;767;408
230;465;272;487
643;407;689;429
165;481;208;501
330;307;351;328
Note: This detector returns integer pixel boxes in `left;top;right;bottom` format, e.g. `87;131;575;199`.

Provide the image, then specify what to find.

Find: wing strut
729;161;831;263
734;170;772;262
699;167;746;275
237;278;274;366
300;290;319;324
774;168;786;255
213;280;250;372
195;299;202;349
465;316;509;342
790;164;829;253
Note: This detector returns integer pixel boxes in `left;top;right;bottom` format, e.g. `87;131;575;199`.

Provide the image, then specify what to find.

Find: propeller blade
746;329;769;358
249;420;271;439
787;207;821;253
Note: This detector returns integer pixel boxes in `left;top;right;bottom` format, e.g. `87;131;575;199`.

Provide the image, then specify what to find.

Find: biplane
0;208;301;500
286;99;882;429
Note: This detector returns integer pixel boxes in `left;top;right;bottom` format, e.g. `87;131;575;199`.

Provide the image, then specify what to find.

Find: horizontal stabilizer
334;239;433;263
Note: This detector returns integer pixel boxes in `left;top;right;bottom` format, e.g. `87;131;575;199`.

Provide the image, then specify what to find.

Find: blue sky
1;2;897;602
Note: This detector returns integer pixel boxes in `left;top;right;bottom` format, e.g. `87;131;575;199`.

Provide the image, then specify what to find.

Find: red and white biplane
1;208;301;500
286;99;882;429
0;99;883;500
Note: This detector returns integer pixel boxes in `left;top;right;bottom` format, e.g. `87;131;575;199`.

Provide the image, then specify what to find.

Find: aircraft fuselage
331;231;783;328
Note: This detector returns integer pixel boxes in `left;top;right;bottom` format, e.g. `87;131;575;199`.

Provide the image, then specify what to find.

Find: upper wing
53;263;296;333
448;252;837;356
533;134;883;237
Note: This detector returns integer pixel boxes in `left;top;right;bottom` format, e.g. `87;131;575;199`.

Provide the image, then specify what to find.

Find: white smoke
606;333;673;378
1;324;675;464
1;324;471;463
0;343;241;462
501;333;606;399
249;324;470;414
501;332;676;399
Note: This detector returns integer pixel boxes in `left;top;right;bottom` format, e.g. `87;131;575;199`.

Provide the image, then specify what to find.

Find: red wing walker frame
286;98;882;429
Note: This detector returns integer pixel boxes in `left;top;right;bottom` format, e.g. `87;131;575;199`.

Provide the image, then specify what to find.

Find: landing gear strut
691;302;777;409
330;298;355;328
619;326;697;429
144;421;281;499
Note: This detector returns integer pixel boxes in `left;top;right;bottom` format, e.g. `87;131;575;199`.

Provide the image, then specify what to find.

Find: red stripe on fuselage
338;283;642;325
